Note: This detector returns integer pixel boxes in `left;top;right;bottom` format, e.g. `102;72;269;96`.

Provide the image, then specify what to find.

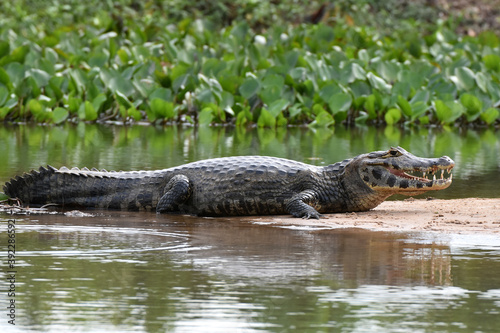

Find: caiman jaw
357;146;455;195
386;165;454;190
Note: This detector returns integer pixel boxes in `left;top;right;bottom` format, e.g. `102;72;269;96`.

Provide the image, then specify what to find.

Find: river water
1;124;500;332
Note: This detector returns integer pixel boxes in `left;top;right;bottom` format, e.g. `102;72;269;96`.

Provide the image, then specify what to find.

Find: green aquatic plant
0;0;498;127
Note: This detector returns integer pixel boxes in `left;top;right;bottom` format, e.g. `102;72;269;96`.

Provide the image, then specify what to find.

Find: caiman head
353;146;454;196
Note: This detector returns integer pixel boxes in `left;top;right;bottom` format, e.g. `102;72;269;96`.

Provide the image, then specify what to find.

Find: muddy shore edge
1;198;499;234
244;198;500;234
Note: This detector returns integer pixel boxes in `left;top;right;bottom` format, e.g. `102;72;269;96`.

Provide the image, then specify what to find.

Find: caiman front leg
156;175;192;213
286;190;323;219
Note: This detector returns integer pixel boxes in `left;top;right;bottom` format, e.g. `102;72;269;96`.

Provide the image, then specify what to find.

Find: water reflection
2;212;500;332
1;124;499;199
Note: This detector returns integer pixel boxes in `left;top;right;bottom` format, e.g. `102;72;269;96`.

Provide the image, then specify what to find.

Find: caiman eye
384;148;402;158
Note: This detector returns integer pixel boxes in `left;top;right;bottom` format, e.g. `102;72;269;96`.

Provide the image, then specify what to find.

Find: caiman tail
3;166;165;211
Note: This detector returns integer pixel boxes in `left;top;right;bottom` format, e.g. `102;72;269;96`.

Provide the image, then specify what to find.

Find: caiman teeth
389;167;453;183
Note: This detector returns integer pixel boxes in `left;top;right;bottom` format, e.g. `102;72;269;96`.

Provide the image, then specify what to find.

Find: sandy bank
244;198;500;234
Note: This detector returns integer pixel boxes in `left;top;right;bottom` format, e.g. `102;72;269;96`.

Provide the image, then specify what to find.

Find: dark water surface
1;212;500;332
0;124;499;198
1;124;500;332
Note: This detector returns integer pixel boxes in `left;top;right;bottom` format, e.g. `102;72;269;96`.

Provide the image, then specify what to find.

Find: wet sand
246;198;500;234
2;198;499;234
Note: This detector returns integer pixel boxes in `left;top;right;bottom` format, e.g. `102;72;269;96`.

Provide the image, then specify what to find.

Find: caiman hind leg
156;175;192;213
285;190;323;219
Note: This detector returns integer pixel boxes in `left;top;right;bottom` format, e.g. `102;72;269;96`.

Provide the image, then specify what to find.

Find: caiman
3;147;454;219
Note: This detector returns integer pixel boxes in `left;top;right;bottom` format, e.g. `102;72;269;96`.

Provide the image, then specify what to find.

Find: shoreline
244;198;500;234
1;198;499;234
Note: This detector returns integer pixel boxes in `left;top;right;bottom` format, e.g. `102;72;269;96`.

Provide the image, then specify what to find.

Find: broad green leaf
173;74;192;93
350;80;371;99
235;106;252;126
478;31;499;47
0;86;8;106
483;54;500;71
66;96;79;113
460;93;482;121
319;83;342;103
288;104;302;118
248;44;261;68
267;99;289;118
350;63;367;81
70;68;89;93
398;70;425;90
5;62;25;88
364;94;377;119
434;100;464;124
128;107;142;121
312;103;327;116
290;67;308;81
392;81;411;99
109;76;135;96
397;95;412;117
196;88;215;104
276;113;288;127
93;94;107;112
28;99;43;115
358;49;369;64
410;89;430;105
117;48;130;64
231;21;249;40
355;111;369;124
366;72;391;94
48;76;63;100
0;68;12;90
78;101;97;121
52;107;69;124
149;87;172;101
239;78;260;99
115;91;133;109
220;91;234;115
407;38;422;58
0;106;11;120
410;101;428;119
26;76;41;98
44;47;58;64
9;45;30;64
257;108;276;128
384;108;401;125
454;67;476;91
378;61;399;82
150;98;174;119
309;111;334;128
29;68;51;87
100;68;134;96
88;52;109;68
202;58;226;77
119;105;127;119
480;107;499;125
0;41;9;59
262;74;284;89
198;107;214;125
328;93;352;114
3;97;17;110
475;72;489;93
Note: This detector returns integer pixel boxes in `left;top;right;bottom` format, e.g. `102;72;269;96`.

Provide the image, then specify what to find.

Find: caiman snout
435;155;454;166
359;147;455;194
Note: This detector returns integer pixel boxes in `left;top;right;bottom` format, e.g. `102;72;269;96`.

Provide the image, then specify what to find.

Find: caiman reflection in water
5;211;498;332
